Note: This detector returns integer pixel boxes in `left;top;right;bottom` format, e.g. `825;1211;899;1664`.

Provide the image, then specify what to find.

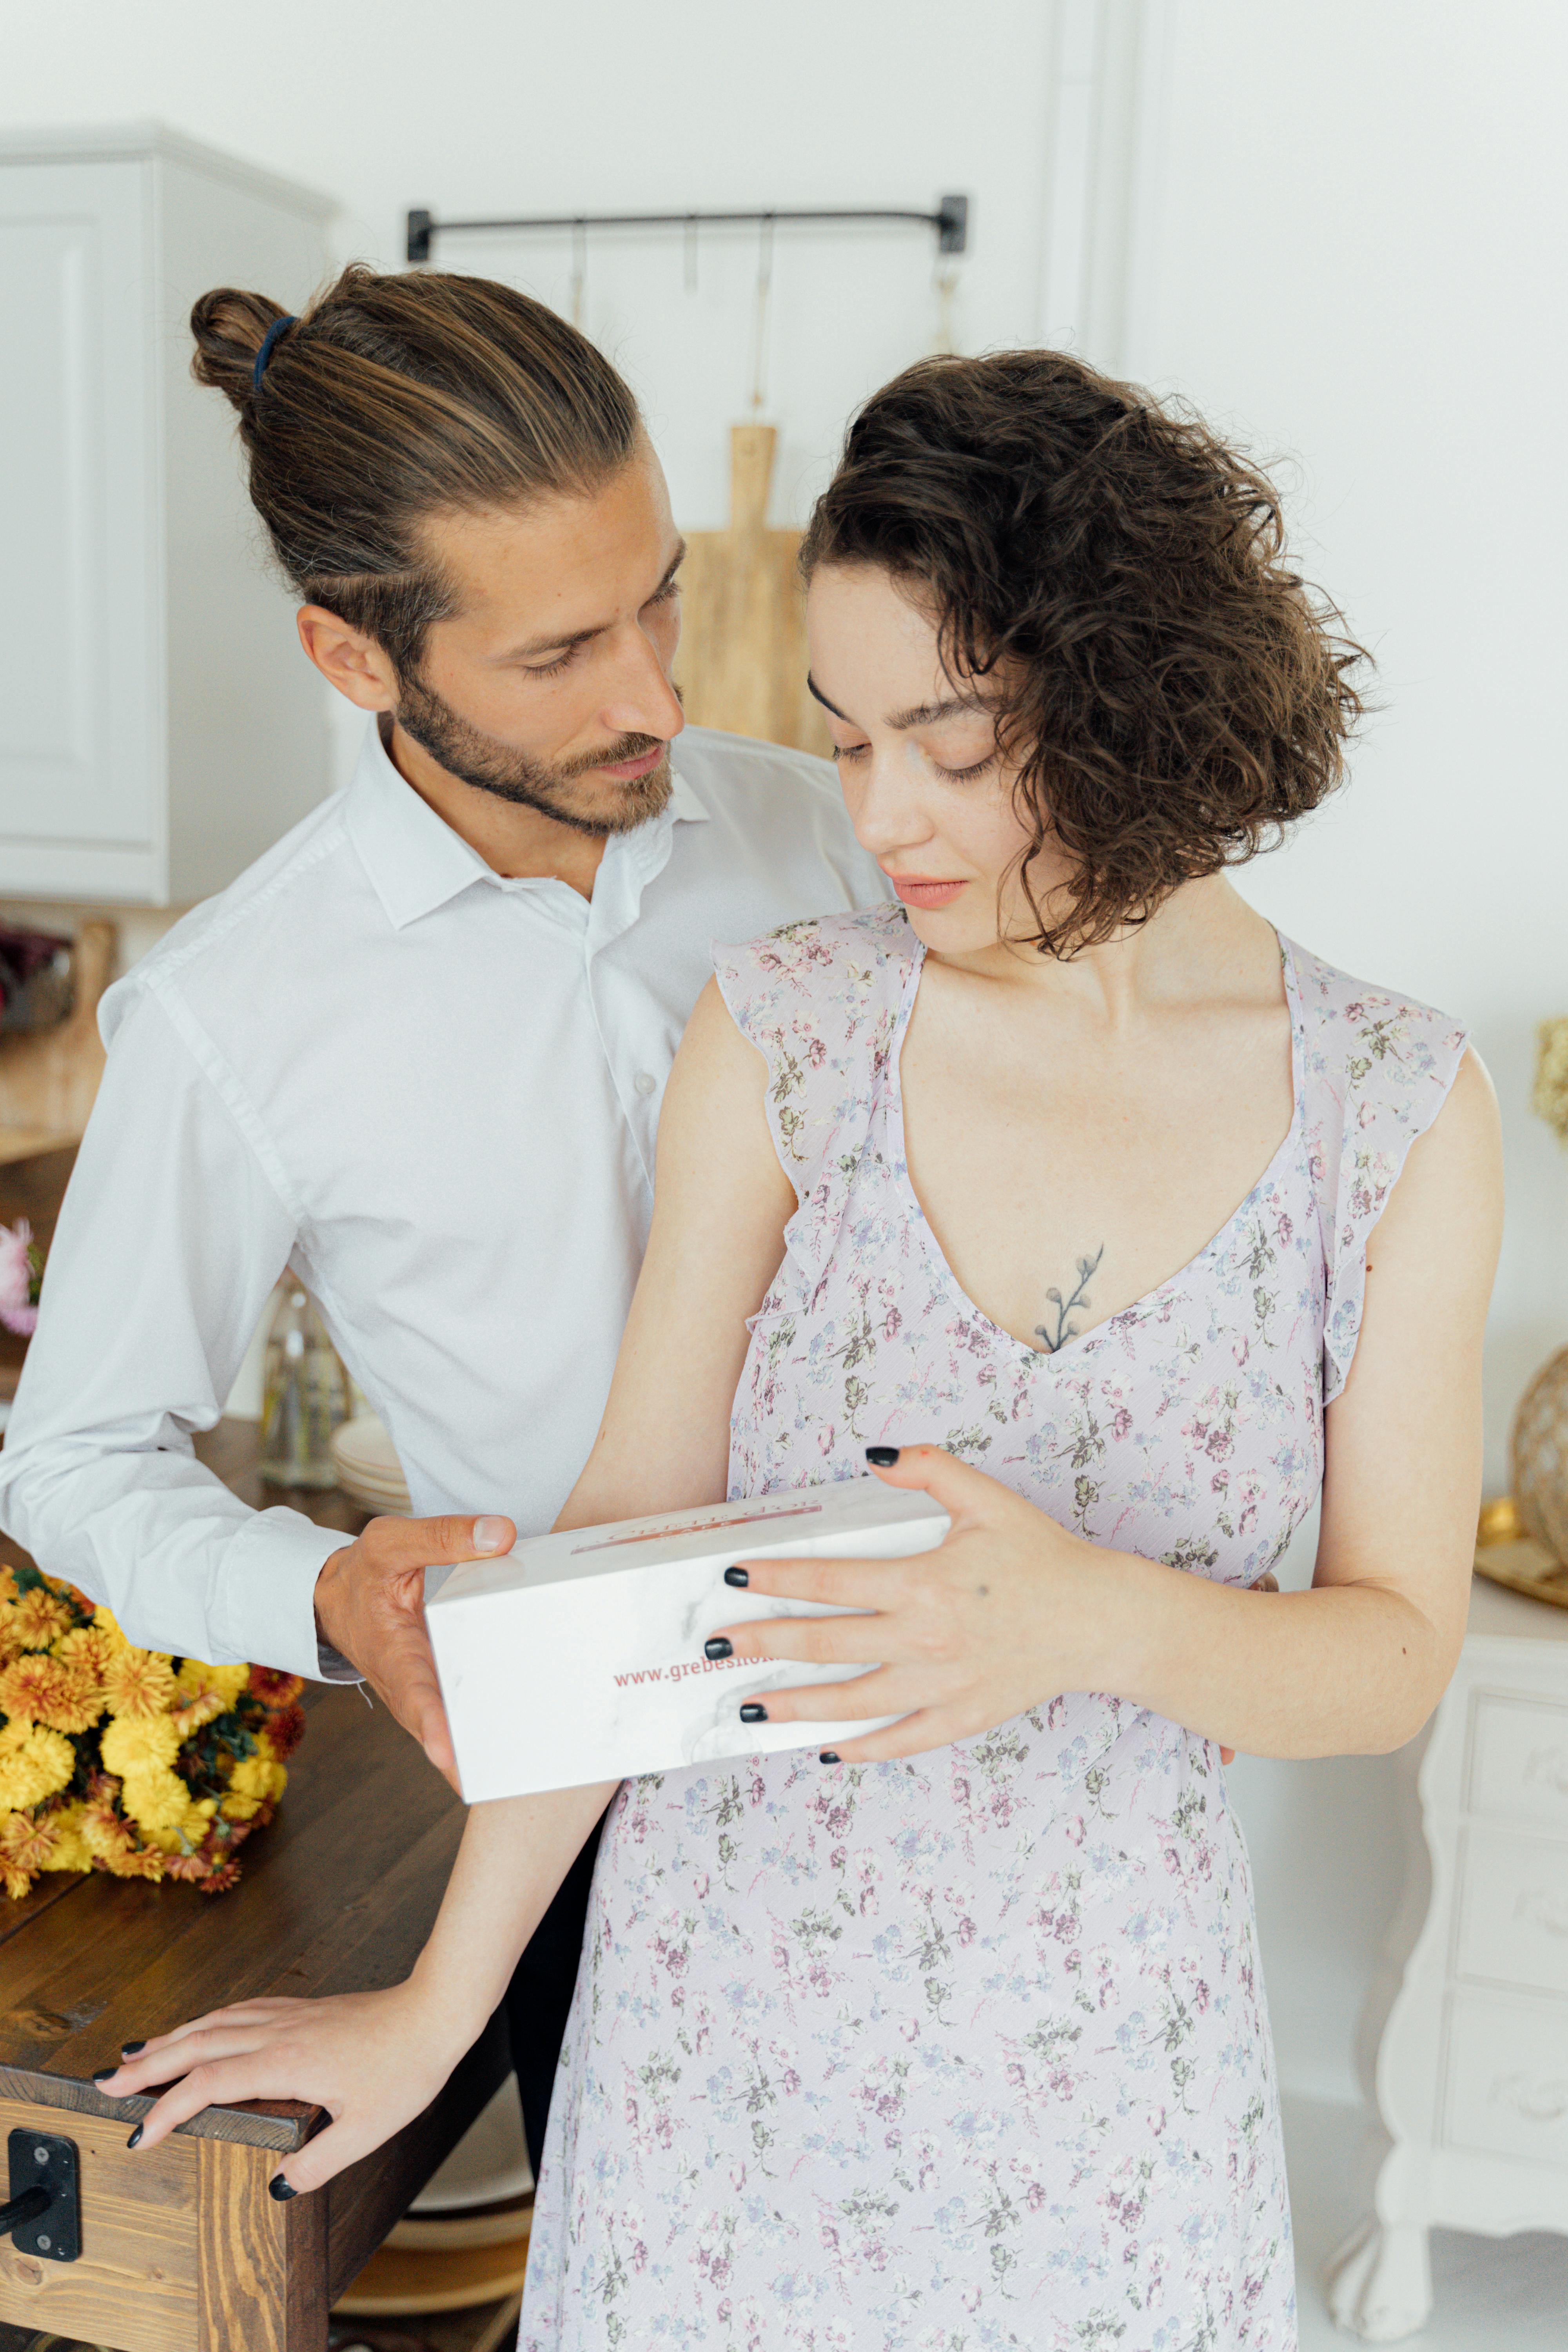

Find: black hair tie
252;314;298;392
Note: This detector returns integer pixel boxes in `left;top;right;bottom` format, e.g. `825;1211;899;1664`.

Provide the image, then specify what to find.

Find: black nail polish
865;1446;900;1467
126;2124;143;2150
723;1565;749;1588
820;1751;841;1765
740;1702;768;1724
91;2067;118;2083
704;1637;733;1660
121;2039;146;2055
269;2174;297;2201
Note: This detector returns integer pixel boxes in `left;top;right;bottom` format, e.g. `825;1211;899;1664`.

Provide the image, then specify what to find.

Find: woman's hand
93;1984;463;2196
712;1446;1132;1764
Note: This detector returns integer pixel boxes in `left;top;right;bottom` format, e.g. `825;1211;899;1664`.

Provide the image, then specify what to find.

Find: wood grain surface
197;2136;328;2352
0;2089;198;2352
671;424;833;759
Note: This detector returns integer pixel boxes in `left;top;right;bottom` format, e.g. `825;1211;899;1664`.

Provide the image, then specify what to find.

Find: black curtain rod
406;195;968;265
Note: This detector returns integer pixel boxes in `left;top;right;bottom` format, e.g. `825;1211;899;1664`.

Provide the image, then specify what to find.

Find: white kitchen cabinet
0;123;334;905
1328;1573;1568;2338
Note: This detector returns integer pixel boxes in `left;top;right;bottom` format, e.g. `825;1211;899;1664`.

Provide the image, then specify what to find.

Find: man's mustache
559;733;668;782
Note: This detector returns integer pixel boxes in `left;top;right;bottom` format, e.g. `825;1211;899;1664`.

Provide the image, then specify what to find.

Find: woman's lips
887;874;967;908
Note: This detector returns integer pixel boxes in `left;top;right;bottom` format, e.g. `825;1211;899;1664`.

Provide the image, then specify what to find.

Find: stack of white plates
330;1413;412;1517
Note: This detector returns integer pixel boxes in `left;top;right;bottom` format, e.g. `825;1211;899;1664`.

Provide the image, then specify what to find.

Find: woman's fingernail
91;2067;118;2084
865;1446;900;1467
820;1751;841;1765
472;1517;510;1552
740;1702;768;1724
126;2124;143;2150
269;2174;297;2201
723;1566;749;1588
121;2039;146;2055
704;1637;733;1661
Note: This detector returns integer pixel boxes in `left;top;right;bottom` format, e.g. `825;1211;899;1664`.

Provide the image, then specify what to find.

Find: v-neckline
881;920;1308;1370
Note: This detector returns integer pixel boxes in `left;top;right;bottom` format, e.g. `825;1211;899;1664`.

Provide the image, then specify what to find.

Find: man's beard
394;670;673;838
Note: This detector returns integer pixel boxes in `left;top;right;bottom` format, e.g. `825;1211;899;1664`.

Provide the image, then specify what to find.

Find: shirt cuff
212;1505;356;1682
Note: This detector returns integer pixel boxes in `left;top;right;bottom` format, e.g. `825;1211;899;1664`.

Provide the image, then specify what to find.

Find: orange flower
106;1844;163;1882
249;1666;305;1708
263;1702;307;1762
0;1810;59;1876
11;1588;73;1651
54;1622;116;1679
0;1653;73;1726
36;1663;103;1736
101;1648;178;1722
196;1858;242;1895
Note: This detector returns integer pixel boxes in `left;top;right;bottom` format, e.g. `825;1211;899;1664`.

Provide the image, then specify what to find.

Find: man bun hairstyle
801;350;1368;958
190;267;641;676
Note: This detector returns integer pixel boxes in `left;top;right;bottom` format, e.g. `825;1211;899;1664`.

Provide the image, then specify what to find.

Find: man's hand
314;1514;514;1787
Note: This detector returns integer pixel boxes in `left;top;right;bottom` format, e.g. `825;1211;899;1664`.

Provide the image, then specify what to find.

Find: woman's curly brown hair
800;349;1368;957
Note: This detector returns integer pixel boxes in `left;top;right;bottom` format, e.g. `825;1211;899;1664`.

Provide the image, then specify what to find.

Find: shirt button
633;1071;658;1098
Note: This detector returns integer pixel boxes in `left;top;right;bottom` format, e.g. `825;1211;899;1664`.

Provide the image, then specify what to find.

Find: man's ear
297;606;399;711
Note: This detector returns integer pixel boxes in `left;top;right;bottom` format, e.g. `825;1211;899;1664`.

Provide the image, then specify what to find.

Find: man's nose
600;624;685;742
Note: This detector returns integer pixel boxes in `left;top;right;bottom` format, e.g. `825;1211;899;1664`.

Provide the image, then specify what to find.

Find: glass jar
258;1285;347;1488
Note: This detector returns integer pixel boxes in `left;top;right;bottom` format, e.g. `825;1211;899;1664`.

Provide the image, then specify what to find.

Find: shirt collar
344;718;711;933
344;719;498;931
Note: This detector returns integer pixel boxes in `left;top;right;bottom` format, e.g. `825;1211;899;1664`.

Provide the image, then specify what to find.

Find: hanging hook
570;218;588;330
748;213;776;414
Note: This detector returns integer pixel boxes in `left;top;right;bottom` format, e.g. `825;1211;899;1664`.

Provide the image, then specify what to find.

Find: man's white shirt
0;720;886;1678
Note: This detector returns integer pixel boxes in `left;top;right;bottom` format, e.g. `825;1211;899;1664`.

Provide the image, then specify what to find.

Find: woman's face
804;562;1060;956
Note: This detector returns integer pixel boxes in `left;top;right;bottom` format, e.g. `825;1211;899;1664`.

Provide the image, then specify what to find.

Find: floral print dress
521;904;1467;2352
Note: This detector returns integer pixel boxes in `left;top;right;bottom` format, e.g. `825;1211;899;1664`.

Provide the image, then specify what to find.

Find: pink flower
0;1220;38;1336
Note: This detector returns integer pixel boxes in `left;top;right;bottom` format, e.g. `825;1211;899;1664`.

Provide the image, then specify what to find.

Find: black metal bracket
407;194;968;267
2;2128;80;2262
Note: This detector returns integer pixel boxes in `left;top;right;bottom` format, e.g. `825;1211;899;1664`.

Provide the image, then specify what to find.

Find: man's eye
524;646;579;678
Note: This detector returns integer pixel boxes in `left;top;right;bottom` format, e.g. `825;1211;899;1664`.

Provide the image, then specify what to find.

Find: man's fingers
367;1512;515;1569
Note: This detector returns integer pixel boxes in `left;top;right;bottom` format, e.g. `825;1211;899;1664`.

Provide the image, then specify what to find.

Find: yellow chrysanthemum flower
229;1753;287;1805
38;1803;93;1873
101;1647;178;1722
120;1766;197;1837
0;1653;73;1728
0;1809;60;1875
11;1588;73;1651
53;1622;116;1679
100;1713;181;1779
0;1728;75;1811
177;1659;249;1708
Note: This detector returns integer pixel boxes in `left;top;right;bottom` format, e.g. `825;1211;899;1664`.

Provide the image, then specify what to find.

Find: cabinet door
0;160;161;895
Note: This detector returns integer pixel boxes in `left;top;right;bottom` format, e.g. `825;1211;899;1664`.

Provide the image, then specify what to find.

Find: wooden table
0;1423;505;2352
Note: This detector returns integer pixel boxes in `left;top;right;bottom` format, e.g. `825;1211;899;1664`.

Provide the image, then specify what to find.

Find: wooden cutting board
673;424;832;759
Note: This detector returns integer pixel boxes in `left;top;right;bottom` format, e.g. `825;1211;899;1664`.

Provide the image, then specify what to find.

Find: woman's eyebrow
806;675;986;730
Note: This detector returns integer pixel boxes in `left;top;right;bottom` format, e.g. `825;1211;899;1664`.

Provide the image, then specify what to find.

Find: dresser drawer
1468;1694;1568;1828
1457;1826;1568;1997
1445;1989;1568;2167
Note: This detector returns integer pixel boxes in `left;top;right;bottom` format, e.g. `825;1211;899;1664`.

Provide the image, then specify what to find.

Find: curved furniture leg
1325;2213;1432;2343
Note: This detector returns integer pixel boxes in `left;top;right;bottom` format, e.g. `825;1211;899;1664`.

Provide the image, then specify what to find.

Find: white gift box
427;1482;950;1801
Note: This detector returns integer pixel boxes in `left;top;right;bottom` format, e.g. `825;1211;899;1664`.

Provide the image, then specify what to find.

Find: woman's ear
296;606;399;712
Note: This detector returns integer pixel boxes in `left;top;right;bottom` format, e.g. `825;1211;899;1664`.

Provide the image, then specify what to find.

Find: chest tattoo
1034;1242;1105;1354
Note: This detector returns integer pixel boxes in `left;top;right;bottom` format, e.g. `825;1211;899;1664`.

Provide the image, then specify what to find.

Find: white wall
8;0;1566;2114
1127;0;1568;2107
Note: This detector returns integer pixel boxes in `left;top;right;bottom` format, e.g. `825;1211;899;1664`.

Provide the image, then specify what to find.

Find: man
0;265;884;2165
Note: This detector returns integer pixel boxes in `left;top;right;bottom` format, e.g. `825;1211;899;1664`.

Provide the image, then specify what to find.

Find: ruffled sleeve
712;904;915;1276
1290;940;1470;1404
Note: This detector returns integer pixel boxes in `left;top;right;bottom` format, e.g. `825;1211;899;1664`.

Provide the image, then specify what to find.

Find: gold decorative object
1532;1016;1568;1142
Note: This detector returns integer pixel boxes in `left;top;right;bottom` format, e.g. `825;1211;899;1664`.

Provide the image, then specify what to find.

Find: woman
102;352;1501;2349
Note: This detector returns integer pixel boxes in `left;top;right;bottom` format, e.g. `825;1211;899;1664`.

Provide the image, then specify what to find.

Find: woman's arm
100;980;795;2189
557;976;795;1528
712;1049;1504;1761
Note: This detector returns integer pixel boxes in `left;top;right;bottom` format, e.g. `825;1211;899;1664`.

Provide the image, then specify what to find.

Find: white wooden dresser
1328;1569;1568;2339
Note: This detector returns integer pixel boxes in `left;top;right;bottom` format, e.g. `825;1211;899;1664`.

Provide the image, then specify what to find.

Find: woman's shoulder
1284;935;1470;1118
713;901;915;1034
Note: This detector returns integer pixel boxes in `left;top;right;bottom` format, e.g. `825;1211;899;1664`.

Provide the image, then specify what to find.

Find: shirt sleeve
0;984;346;1678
